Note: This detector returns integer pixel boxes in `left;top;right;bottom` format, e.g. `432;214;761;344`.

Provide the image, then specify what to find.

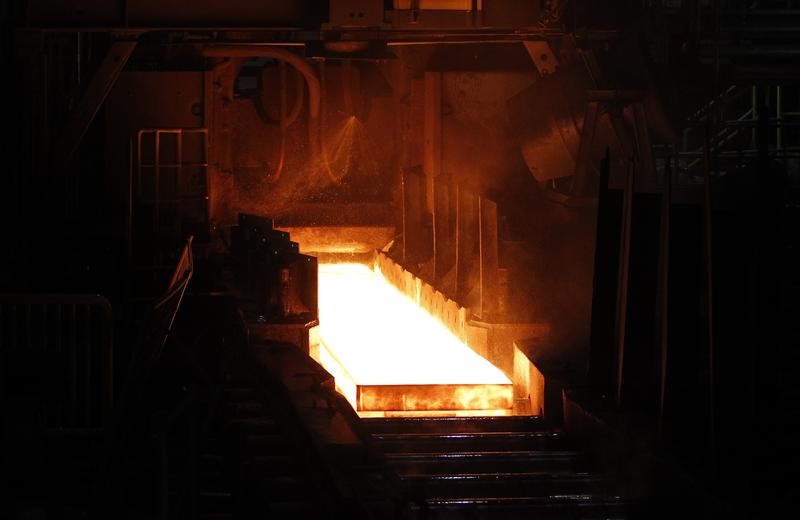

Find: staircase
363;415;631;519
196;383;340;519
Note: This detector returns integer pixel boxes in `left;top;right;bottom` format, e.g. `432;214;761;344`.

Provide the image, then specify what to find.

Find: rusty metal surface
275;225;394;254
402;167;426;265
248;321;319;355
523;40;559;76
357;383;512;412
375;251;550;379
478;197;498;319
272;202;394;226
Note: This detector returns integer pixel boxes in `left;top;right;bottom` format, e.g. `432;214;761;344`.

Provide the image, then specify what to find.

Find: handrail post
702;126;716;476
657;154;672;435
189;399;198;520
160;432;169;520
614;155;636;408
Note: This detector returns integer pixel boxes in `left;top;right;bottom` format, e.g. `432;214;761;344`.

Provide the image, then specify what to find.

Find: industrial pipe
202;45;339;183
254;63;305;129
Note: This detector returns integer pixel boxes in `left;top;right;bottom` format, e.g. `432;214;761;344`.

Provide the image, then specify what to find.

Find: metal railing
125;235;195;402
95;236;194;517
135;128;209;239
0;293;113;430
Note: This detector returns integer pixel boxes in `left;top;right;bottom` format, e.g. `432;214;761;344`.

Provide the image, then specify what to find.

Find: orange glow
316;263;511;413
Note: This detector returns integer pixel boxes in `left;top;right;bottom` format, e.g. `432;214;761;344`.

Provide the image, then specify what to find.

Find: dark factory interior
1;1;798;518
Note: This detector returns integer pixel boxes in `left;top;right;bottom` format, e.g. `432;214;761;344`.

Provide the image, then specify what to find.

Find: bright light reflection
317;263;511;389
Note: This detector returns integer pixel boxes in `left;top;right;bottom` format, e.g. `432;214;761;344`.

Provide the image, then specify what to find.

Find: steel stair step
363;415;549;435
417;495;628;520
242;433;289;453
228;417;280;434
247;454;299;474
386;450;582;475
401;471;606;499
197;490;234;515
372;430;565;453
225;400;269;419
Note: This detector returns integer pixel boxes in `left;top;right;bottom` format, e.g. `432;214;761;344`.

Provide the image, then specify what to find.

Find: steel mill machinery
2;1;798;519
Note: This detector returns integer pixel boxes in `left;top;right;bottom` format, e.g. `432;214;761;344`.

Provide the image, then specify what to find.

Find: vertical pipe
127;136;134;271
0;306;3;412
137;131;144;198
85;305;92;426
76;32;81;85
615;156;636;407
658;154;672;434
702;126;716;475
41;303;47;352
155;131;161;234
56;304;62;426
70;303;77;426
776;85;783;152
202;130;210;223
161;436;168;520
713;0;720;88
41;303;48;427
25;301;32;350
11;305;17;354
176;130;183;235
97;305;105;423
189;411;197;520
751;86;757;147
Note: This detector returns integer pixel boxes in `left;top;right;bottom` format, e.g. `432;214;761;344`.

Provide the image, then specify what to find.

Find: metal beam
423;71;442;215
614;156;635;408
455;186;477;302
52;39;137;163
433;175;455;282
357;383;512;412
478;197;498;320
572;101;599;196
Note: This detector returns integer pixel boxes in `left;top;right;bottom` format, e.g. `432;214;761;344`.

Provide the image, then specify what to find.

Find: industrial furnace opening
314;262;512;417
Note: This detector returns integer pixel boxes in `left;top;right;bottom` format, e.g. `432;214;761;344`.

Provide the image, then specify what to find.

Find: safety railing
95;236;194;517
0;294;113;430
126;235;194;401
134;128;209;240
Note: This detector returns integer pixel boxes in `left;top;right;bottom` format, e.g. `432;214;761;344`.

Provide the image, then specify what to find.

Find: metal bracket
524;40;559;76
52;39;137;164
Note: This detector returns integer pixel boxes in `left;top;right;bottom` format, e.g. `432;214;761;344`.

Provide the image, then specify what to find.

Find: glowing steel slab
316;263;512;413
357;384;512;412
